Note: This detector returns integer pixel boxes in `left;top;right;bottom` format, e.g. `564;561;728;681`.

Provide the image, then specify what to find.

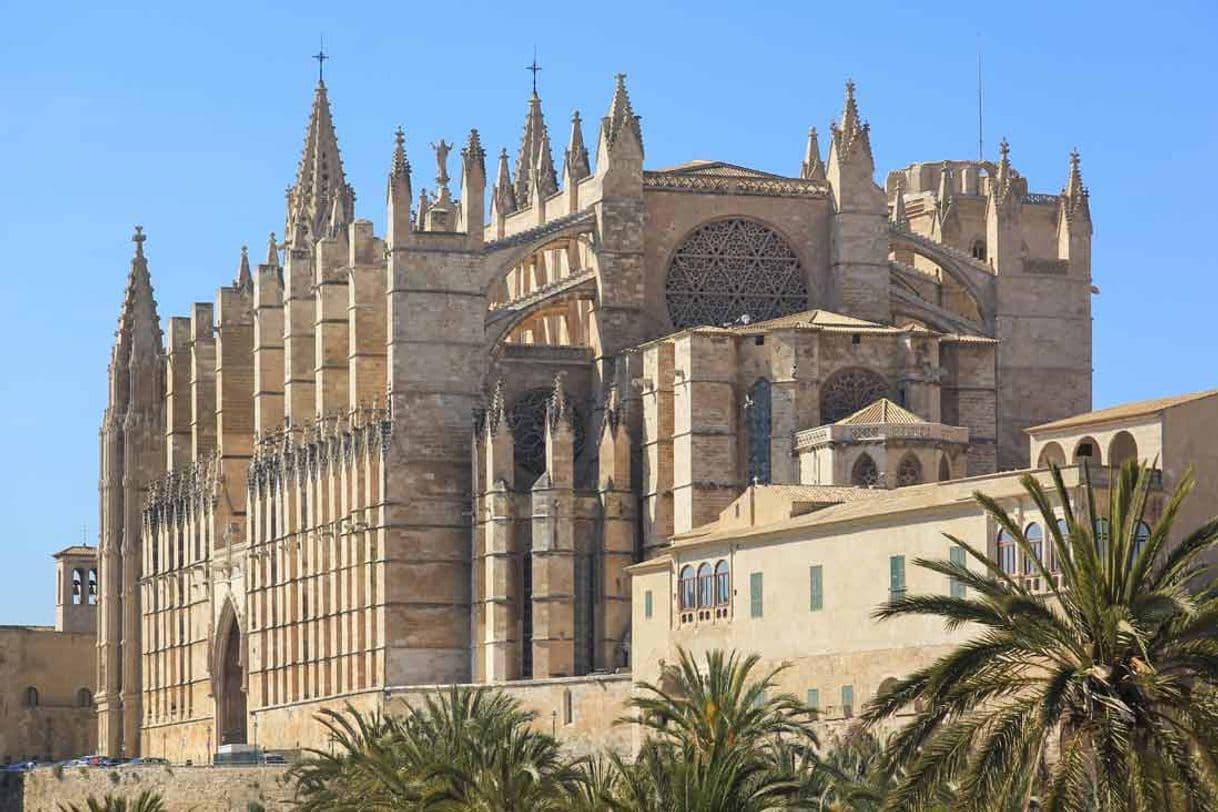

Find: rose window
820;367;889;424
509;388;585;477
665;219;808;330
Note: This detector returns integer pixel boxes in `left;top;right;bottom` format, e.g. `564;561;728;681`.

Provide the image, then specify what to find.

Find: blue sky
0;1;1214;623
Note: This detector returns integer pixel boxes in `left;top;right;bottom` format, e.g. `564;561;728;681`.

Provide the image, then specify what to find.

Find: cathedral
96;66;1093;759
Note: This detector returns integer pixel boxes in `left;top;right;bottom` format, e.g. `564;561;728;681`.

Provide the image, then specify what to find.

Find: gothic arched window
714;560;730;606
665;219;808;330
851;454;879;487
1025;523;1044;575
997;529;1016;575
678;566;696;611
697;563;713;608
746;379;772;485
820;368;888;424
509;388;585;478
897;453;922;487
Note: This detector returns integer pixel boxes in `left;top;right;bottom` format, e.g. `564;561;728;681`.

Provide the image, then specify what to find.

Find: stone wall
17;765;294;812
0;627;96;764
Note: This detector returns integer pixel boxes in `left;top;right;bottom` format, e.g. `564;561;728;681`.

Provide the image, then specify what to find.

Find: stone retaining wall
17;765;293;811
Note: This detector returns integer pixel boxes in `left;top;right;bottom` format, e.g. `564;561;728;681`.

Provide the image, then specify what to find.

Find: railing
795;422;970;448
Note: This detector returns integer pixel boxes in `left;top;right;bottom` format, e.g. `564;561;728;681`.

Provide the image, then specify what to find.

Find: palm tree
58;791;167;812
289;685;584;811
863;460;1218;811
617;647;822;810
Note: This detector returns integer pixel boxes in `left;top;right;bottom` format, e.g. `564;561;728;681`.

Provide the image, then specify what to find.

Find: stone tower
97;227;165;757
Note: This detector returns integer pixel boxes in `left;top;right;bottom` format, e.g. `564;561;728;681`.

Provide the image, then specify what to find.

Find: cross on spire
527;49;542;95
132;225;146;257
313;38;329;83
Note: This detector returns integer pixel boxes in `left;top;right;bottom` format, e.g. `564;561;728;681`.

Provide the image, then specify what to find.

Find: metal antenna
977;37;984;161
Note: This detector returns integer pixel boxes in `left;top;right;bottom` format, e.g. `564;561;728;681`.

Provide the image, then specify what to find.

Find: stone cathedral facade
96;71;1093;759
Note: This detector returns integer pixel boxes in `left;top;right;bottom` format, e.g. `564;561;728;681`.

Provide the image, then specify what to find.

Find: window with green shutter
889;555;906;602
809;565;823;611
841;684;855;717
949;546;966;598
749;572;764;618
806;688;820;711
644;590;653;619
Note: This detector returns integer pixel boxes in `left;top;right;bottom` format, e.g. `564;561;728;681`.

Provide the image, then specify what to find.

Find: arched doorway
215;604;247;745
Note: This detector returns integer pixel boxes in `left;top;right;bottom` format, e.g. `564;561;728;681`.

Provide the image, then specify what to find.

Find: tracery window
714;560;730;606
997;529;1017;575
509;388;585;478
897;453;922;487
851;454;879;487
665;219;808;330
820;368;889;424
678;566;696;611
746;379;772;485
697;563;713;608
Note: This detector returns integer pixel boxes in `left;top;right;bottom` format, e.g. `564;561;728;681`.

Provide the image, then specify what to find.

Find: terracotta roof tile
1028;390;1218;432
836;398;926;425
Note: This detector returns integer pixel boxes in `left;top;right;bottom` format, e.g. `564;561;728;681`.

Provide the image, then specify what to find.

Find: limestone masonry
95;70;1093;761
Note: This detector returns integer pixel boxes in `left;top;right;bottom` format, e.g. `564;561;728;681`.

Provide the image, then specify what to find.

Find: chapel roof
53;545;97;559
650;159;785;179
1027;389;1218;433
836;398;925;426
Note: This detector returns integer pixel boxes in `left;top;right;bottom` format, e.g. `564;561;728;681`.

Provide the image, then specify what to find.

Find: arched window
1133;521;1151;561
970;239;987;262
851;454;879;487
77;688;92;708
997;529;1017;575
1073;437;1101;466
665;218;808;330
1037;442;1066;469
23;687;38;708
897;453;922;487
1108;431;1138;468
938;455;952;482
1024;523;1044;575
72;569;84;605
714;560;730;606
820;367;889;424
87;569;97;606
1053;518;1069;572
746;379;772;485
678;566;696;611
697;563;713;608
1095;518;1111;558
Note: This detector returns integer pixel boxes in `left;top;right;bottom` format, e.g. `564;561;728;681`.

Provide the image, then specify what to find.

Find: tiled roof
762;484;890;503
836;398;926;426
53;545;97;558
1028;390;1218;432
729;309;891;332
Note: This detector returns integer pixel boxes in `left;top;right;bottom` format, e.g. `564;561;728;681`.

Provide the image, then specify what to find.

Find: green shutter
644;590;653;619
749;572;764;618
889;555;906;601
950;546;966;598
841;684;854;716
809;565;823;611
806;688;820;711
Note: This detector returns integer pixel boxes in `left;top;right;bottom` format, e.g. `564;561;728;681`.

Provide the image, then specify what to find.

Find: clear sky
0;1;1214;624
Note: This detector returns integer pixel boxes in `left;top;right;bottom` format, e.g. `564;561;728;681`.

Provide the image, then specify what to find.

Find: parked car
4;761;39;773
122;757;170;767
259;753;287;765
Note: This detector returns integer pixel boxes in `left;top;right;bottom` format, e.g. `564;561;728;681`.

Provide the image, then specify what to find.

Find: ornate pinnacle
830;80;871;163
265;232;280;266
801;127;825;181
548;371;571;429
462;129;486;176
132;225;146;258
391;126;410;179
603;73;643;154
236;245;252;289
486;378;507;435
493;147;517;216
564;110;591;182
603;381;622;435
890;178;908;227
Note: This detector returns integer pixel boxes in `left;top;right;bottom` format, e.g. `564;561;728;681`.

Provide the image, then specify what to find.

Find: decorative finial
236;245;252;289
527;48;542;95
999;137;1010;162
266;232;279;266
132;225;146;258
392;126;410;178
432;139;452;189
313;37;329;84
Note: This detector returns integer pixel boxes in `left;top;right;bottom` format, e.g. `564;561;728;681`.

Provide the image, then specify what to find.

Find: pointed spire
492;147;517;216
829;79;872;163
265;232;280;267
992;137;1015;204
485;379;507;436
117;226;163;360
286;77;353;241
415;188;430;231
547;371;572;429
514;91;558;204
564;110;591;183
391;126;410;179
602;73;643;155
890;180;908;227
235;245;252;289
602;381;622;435
535;127;558;196
801;127;825;181
1062;148;1090;221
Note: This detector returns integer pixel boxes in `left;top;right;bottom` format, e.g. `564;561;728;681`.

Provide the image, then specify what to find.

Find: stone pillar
347;221;387;412
253;262;285;435
530;392;576;678
596;386;634;671
672;333;738;534
640;342;674;556
190;303;217;460
216;286;255;543
283;239;316;427
165;318;192;469
315;234;350;417
474;392;519;682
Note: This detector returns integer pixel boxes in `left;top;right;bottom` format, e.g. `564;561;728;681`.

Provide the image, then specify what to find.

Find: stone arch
1108;431;1138;467
664;217;810;331
887;228;996;331
896;452;923;487
23;686;38;707
820;367;889;424
877;676;901;698
213;599;247;746
938;454;952;482
1038;441;1066;469
970;237;987;262
77;688;92;707
851;453;879;487
1073;436;1101;466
